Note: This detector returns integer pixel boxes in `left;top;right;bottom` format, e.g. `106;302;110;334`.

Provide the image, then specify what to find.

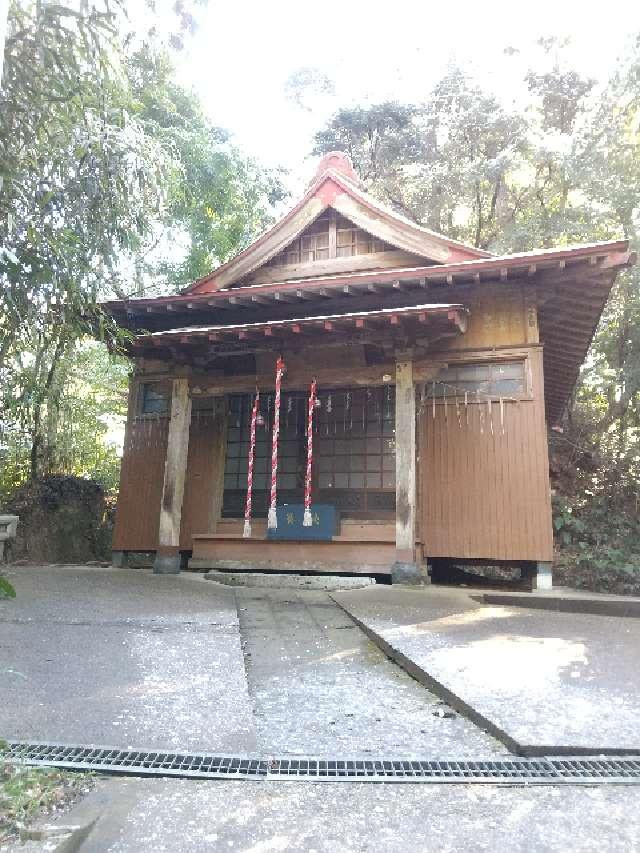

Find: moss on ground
0;750;92;845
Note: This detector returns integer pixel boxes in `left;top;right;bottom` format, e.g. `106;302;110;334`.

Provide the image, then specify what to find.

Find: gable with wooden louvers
240;210;430;286
185;152;489;294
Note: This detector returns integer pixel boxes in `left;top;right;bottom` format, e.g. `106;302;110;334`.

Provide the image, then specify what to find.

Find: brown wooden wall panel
179;406;226;547
112;414;169;550
418;347;553;562
446;284;527;350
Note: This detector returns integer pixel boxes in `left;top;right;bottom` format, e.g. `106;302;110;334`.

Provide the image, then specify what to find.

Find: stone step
205;570;376;590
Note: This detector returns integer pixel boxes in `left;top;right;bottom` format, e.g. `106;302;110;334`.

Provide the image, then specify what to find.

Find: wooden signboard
266;504;338;541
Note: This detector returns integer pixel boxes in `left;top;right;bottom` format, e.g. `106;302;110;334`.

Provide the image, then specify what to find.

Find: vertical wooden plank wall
112;388;169;551
418;347;553;562
180;402;227;547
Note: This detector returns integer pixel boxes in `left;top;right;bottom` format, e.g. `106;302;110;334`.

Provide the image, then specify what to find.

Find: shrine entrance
221;386;396;522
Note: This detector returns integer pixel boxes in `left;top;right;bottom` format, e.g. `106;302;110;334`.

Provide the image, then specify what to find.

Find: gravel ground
236;587;506;757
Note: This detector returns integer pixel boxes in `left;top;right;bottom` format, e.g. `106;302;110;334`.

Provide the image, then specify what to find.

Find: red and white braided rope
303;378;317;526
243;391;259;538
267;356;285;529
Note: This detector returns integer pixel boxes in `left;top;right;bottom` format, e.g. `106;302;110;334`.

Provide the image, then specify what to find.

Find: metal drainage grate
5;743;640;785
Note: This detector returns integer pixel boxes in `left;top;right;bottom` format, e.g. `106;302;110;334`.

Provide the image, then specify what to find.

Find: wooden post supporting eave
392;358;420;584
154;377;192;574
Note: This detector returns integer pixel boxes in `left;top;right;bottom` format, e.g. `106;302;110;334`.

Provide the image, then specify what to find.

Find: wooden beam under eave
546;346;587;362
541;318;598;335
448;310;467;333
274;291;297;303
544;329;592;348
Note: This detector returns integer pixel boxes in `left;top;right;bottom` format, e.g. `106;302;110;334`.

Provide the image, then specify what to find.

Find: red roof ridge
307;151;360;186
183;153;490;295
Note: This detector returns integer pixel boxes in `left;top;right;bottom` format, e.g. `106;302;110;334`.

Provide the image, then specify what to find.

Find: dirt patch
4;476;113;564
0;758;93;846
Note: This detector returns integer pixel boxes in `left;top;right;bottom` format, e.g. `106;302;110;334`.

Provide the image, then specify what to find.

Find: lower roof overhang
130;303;468;361
105;239;635;423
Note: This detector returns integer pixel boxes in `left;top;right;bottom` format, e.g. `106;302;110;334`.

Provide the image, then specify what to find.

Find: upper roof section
185;152;490;294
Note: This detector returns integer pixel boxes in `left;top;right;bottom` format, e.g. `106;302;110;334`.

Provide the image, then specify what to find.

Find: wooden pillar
154;377;192;574
392;358;420;584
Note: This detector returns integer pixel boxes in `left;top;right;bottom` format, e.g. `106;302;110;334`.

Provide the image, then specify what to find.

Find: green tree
312;73;527;249
0;2;285;488
125;46;286;294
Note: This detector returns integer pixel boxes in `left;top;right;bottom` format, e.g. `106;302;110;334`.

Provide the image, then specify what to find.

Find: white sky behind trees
173;0;639;191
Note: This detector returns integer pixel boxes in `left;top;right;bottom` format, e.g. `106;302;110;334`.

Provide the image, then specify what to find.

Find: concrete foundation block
534;561;553;591
391;561;422;585
153;553;181;574
111;551;128;568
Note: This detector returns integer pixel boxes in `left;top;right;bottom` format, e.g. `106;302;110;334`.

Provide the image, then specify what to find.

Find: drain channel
5;743;640;784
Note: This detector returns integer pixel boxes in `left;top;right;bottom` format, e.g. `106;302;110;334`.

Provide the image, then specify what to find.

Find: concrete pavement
21;776;640;853
236;587;505;757
332;585;640;754
0;566;256;753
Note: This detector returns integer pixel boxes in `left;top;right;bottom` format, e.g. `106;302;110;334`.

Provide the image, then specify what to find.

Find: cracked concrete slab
0;566;256;753
332;586;640;754
236;587;506;758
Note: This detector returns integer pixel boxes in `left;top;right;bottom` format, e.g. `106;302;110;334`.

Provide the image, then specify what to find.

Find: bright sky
175;0;639;192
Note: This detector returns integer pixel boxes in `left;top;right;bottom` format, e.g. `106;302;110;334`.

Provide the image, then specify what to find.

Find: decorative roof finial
312;151;359;185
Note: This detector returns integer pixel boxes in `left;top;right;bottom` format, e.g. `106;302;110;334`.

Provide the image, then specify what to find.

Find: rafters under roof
133;303;468;355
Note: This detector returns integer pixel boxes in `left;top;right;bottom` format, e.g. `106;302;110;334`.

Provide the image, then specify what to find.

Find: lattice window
222;387;396;518
428;360;526;399
336;216;386;258
267;213;391;268
139;381;170;415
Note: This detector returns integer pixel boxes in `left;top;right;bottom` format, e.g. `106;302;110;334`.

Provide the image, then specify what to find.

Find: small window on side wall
140;382;170;415
428;360;526;400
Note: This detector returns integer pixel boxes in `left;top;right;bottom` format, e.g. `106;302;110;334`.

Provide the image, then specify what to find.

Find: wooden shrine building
105;152;634;586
